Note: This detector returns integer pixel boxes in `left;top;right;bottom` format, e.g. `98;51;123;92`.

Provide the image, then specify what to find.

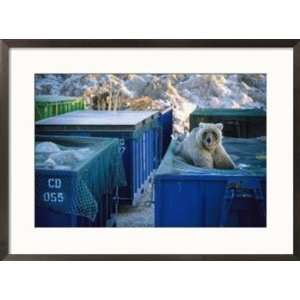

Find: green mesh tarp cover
35;136;127;221
156;137;266;177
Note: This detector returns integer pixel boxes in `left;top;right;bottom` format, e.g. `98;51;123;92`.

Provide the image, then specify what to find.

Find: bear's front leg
213;145;236;169
192;150;214;168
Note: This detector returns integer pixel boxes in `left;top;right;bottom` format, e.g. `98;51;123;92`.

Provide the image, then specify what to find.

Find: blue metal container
154;137;266;227
35;195;117;227
36;110;160;205
158;108;173;157
35;135;126;227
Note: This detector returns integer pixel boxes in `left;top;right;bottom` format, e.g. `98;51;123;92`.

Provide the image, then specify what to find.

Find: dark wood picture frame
0;39;299;261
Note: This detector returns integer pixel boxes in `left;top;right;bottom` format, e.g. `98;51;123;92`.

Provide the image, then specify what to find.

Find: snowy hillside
35;74;266;133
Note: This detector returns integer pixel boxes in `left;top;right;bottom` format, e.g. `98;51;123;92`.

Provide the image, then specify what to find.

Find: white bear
174;122;235;169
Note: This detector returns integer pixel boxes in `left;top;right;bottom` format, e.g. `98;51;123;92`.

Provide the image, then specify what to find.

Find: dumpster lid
36;110;159;127
156;137;266;177
191;108;266;118
35;95;82;103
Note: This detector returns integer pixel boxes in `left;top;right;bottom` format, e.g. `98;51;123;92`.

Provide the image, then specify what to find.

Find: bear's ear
216;123;223;131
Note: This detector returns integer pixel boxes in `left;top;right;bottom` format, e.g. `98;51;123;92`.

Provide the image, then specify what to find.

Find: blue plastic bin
35;135;126;227
36;110;161;205
154;137;266;227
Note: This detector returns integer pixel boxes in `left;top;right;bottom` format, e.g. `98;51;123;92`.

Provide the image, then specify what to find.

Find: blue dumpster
154;137;266;227
158;108;173;158
36;110;160;205
35;135;126;227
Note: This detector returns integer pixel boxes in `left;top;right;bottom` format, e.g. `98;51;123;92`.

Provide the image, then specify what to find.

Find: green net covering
35;136;127;221
156;137;266;177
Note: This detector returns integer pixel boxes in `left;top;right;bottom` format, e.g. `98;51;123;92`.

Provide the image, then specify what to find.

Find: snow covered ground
35;74;266;133
117;183;154;227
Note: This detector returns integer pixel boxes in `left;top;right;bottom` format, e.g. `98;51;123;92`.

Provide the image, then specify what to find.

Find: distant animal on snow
83;87;110;110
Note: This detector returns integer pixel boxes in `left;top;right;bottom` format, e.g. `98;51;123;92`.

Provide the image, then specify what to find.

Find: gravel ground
116;183;154;227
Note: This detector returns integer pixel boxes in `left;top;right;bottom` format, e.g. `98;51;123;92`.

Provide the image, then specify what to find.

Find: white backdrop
10;48;293;254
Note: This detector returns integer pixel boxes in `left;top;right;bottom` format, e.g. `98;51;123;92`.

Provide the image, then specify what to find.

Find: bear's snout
206;137;212;144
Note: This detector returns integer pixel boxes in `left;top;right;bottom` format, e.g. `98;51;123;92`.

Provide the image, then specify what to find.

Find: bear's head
196;122;223;152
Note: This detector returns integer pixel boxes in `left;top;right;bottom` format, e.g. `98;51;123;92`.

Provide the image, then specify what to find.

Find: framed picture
0;39;298;260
